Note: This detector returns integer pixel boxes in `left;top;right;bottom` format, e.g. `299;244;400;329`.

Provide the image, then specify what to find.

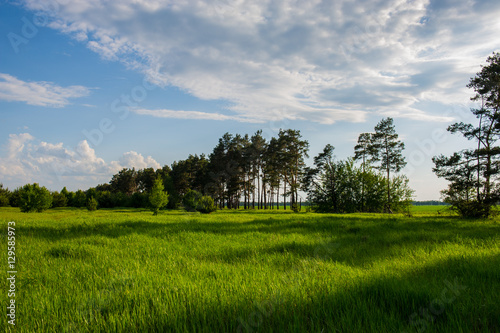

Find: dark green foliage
86;196;98;211
0;183;10;207
183;189;202;211
19;183;53;212
137;167;157;193
8;188;21;207
60;187;72;205
196;195;217;213
51;191;68;208
110;168;138;195
97;190;114;208
72;190;87;208
130;192;148;208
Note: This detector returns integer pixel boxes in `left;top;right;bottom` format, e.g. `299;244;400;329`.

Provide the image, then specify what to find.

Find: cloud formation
132;108;263;122
0;133;161;189
21;0;500;123
0;73;90;107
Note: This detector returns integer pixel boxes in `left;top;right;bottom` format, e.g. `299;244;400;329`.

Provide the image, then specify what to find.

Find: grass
1;206;499;332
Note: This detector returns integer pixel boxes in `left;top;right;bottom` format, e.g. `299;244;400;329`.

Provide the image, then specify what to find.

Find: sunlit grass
1;206;499;332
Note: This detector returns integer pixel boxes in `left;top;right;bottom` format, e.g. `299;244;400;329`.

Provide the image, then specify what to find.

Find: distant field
1;207;499;332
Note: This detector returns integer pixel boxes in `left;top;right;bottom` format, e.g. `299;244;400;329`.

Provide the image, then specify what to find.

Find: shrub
19;183;53;213
183;189;202;211
196;196;216;214
86;196;98;211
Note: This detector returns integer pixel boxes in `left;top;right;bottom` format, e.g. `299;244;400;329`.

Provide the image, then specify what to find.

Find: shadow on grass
26;214;499;270
57;253;499;333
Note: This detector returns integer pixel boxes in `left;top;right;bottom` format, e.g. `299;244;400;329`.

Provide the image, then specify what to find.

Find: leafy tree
97;190;114;208
183;189;202;211
19;183;53;213
0;184;10;207
171;155;209;204
73;190;87;207
304;145;412;213
433;52;500;217
9;188;21;207
86;196;98;211
60;187;72;203
110;168;138;195
51;191;68;208
370;118;407;212
157;165;178;209
149;177;169;215
137;167;157;193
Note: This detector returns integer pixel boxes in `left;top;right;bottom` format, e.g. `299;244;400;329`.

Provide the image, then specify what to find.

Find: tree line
0;122;415;214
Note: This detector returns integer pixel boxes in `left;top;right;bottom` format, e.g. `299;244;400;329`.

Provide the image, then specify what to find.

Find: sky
1;0;499;200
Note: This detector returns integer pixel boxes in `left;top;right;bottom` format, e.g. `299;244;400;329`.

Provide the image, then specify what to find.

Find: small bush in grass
19;183;53;212
86;196;98;211
183;189;202;211
149;177;169;215
196;196;216;214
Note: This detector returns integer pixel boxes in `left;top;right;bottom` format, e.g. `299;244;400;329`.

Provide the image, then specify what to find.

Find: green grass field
1;206;499;332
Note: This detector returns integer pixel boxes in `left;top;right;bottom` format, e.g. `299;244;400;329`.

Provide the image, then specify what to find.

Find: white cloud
0;133;161;190
0;73;90;107
116;151;161;170
132;108;264;123
21;0;500;123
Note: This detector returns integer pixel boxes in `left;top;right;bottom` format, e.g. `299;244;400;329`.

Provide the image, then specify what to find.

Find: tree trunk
284;180;287;210
277;180;280;210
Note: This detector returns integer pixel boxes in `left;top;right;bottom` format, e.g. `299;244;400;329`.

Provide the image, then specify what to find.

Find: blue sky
1;0;499;200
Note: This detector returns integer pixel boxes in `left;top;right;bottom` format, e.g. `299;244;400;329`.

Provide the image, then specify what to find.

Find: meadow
1;206;499;332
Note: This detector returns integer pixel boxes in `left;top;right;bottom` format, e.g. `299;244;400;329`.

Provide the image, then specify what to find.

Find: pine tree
149;177;169;216
370;118;406;212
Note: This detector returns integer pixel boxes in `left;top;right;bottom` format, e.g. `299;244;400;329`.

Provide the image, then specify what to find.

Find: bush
183;189;202;211
19;183;53;213
86;196;98;211
149;177;169;215
196;196;216;214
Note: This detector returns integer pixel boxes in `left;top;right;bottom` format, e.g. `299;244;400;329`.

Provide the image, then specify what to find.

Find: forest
0;119;413;215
